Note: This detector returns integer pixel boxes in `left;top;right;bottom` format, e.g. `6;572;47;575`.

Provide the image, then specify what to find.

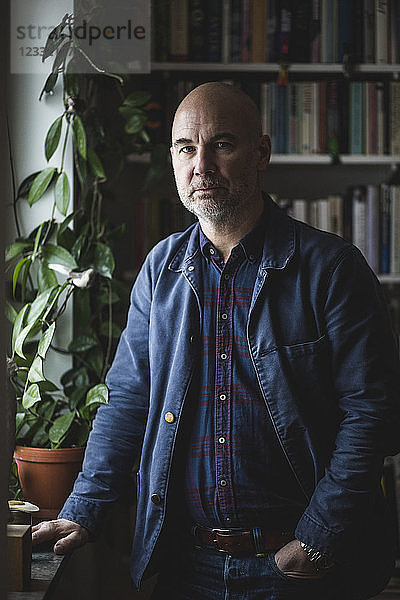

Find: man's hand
274;539;325;579
32;519;89;555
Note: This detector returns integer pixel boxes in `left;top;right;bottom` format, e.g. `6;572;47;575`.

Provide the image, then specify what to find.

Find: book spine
375;0;388;63
353;0;364;63
277;82;288;153
376;81;386;154
222;0;231;63
170;0;189;61
363;0;375;62
206;0;223;62
311;81;319;154
318;80;327;153
266;0;277;62
270;82;278;154
153;0;170;61
390;81;400;155
327;79;339;155
260;83;270;137
288;82;298;153
311;0;321;63
321;0;335;63
390;186;400;274
276;0;292;61
318;198;330;231
251;0;267;62
329;194;344;237
365;184;380;273
230;0;242;62
301;82;312;154
292;199;309;223
241;0;252;62
189;0;207;61
380;184;391;274
352;186;367;259
291;0;312;63
350;81;364;154
338;0;353;62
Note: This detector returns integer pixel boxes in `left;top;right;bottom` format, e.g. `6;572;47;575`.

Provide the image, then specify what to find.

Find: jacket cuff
57;495;105;540
295;512;345;562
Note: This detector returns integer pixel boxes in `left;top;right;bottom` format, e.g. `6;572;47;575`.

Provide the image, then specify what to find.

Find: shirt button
249;254;255;260
218;436;225;444
164;412;175;423
221;313;228;320
219;479;227;487
188;266;194;271
220;353;227;360
224;274;230;280
209;248;215;255
219;393;226;401
151;493;162;505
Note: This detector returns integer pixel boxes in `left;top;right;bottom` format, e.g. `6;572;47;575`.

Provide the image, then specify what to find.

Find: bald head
172;82;262;144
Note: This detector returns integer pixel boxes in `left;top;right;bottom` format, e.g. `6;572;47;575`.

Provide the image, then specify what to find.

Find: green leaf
42;243;78;270
27;356;45;383
39;72;58;100
64;72;79;96
45;116;63;161
68;386;89;410
38;322;56;358
14;287;57;358
49;411;75;445
28;167;57;206
16;413;25;435
17;172;41;199
73;115;87;159
125;113;148;134
87;147;106;179
38;379;59;393
61;367;89;393
58;210;80;236
6;240;31;262
75;422;91;447
6;301;18;324
32;223;44;258
68;333;98;353
13;257;31;297
37;260;58;292
86;347;103;377
22;383;41;409
93;243;115;279
51;41;71;74
99;321;122;338
85;383;109;407
122;90;151;107
54;172;70;216
12;305;29;353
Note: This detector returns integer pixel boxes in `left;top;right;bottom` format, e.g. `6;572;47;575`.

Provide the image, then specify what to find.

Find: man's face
170;100;270;226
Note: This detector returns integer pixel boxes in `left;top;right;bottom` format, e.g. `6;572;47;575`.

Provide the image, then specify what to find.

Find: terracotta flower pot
14;446;85;519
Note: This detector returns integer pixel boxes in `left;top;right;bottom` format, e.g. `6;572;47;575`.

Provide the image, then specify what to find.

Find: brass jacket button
164;412;175;423
151;493;162;505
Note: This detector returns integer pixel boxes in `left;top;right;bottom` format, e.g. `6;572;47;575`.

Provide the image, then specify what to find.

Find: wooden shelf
151;62;400;75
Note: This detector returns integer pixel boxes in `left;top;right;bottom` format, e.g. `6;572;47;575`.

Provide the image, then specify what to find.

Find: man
33;82;400;599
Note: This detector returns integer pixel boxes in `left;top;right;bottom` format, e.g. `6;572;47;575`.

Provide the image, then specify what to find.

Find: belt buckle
211;528;233;553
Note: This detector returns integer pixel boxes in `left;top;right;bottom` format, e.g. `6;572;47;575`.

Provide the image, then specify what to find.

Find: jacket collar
168;194;295;273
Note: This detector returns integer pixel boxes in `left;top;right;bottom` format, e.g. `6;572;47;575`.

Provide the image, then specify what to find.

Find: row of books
275;184;400;275
152;0;400;65
263;79;400;155
161;78;400;156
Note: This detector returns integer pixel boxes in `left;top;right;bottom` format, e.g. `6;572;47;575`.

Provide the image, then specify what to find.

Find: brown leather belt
192;524;293;556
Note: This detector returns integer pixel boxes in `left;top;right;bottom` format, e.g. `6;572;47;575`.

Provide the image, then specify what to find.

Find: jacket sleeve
295;245;400;560
58;253;154;535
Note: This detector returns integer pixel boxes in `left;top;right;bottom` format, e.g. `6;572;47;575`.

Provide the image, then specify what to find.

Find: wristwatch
299;541;335;571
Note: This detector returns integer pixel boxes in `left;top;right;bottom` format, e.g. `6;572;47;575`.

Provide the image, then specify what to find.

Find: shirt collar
199;206;266;263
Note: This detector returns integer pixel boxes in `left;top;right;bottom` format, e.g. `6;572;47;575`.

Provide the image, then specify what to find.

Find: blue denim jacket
60;197;400;595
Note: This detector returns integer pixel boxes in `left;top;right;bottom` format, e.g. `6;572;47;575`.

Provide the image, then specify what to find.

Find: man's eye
180;146;195;154
215;141;231;149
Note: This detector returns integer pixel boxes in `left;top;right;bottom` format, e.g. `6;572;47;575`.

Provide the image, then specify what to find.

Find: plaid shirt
184;213;306;530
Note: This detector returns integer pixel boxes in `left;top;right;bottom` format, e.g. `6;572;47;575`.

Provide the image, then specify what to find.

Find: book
380;184;391;274
288;82;298;153
328;194;344;237
318;80;327;153
300;82;312;154
338;0;354;62
230;0;242;62
365;82;377;155
352;186;367;259
206;0;223;61
189;0;207;61
251;0;267;62
363;0;375;62
170;0;189;61
390;81;400;155
365;184;380;273
390;186;400;274
291;0;312;62
222;0;231;63
266;0;277;62
376;81;386;154
350;81;364;154
241;0;252;62
152;0;170;61
375;0;388;64
276;0;292;62
277;81;288;153
292;199;309;223
311;0;321;63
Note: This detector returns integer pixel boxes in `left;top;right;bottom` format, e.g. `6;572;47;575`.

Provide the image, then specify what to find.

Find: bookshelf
152;62;400;75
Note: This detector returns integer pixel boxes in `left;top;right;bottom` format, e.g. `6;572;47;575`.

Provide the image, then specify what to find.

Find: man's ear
257;135;271;171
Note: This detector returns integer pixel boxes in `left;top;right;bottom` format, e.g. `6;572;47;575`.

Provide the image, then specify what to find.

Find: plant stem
100;279;113;382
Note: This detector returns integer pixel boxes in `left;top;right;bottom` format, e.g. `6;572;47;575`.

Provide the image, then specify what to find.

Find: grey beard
180;191;244;227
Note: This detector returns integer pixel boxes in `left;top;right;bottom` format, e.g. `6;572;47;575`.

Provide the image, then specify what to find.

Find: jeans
151;546;344;600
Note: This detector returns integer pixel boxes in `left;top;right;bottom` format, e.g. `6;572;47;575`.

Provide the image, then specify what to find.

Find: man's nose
194;147;216;175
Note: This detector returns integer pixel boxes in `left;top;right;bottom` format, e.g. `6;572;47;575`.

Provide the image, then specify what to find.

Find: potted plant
6;14;165;516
